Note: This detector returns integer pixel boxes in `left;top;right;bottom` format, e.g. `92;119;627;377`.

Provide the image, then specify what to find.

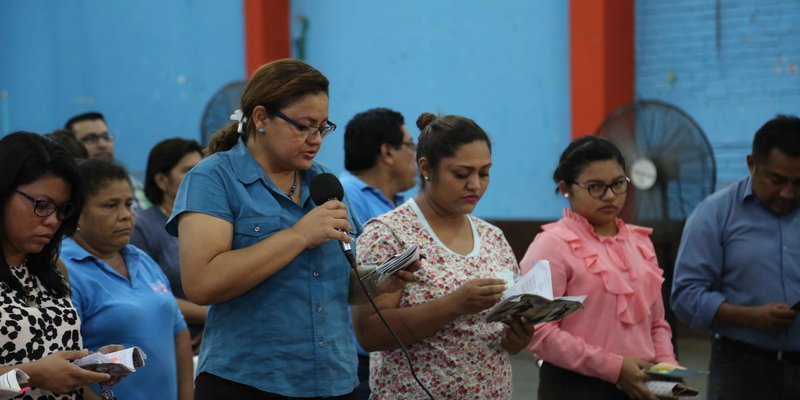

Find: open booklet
0;369;29;400
485;260;586;323
73;347;147;378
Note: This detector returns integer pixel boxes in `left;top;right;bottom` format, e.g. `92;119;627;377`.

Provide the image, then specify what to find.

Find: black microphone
310;176;435;399
310;173;356;268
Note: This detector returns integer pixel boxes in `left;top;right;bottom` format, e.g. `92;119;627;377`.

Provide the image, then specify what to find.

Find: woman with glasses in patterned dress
165;59;416;400
0;132;113;399
522;136;679;400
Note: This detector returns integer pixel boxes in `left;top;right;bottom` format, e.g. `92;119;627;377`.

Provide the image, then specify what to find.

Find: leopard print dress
0;265;82;400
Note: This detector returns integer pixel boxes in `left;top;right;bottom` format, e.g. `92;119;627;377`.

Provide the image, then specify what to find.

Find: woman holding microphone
166;59;415;399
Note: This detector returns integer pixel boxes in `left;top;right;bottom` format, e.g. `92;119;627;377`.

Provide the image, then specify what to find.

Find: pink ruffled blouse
522;209;678;383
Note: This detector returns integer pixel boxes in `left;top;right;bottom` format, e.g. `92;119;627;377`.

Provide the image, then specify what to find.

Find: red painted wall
570;0;635;138
243;0;290;77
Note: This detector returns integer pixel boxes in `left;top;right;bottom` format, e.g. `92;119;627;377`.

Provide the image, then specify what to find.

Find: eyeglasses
15;190;76;220
572;177;631;198
272;111;336;139
79;132;114;144
400;141;417;151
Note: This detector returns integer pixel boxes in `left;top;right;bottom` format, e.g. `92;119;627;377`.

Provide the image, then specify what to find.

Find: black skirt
538;362;629;400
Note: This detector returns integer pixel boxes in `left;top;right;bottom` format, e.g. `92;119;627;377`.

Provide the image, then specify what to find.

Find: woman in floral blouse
353;113;533;399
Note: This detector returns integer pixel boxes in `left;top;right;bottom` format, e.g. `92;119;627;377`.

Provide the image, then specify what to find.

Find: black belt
717;336;800;362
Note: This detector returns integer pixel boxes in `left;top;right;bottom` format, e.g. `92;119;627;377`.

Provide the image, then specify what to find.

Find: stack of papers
643;363;705;398
372;244;420;277
74;347;147;378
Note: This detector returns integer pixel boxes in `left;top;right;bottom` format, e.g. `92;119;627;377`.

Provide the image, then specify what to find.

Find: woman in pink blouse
522;136;678;400
353;113;534;399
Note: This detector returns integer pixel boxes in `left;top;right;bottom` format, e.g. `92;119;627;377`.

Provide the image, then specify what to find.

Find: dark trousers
195;372;358;400
708;337;800;400
356;355;371;400
537;362;628;400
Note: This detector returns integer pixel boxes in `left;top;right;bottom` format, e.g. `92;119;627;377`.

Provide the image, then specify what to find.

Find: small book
485;260;586;323
645;380;700;398
646;363;709;379
361;244;420;280
73;347;147;378
0;369;29;400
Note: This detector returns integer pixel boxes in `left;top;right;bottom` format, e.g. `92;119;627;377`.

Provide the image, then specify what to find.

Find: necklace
286;171;298;197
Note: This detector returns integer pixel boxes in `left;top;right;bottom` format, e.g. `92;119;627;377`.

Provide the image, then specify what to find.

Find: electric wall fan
595;99;716;244
200;80;246;146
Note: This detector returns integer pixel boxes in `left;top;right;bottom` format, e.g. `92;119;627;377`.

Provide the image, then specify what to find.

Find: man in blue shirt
65;112;151;210
671;115;800;400
341;108;417;223
340;108;417;399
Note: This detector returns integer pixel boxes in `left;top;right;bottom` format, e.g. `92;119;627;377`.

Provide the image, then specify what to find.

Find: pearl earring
423;176;429;181
563;193;569;198
258;127;265;133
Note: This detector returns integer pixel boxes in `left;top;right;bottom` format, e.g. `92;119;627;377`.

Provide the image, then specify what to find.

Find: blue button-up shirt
166;138;362;396
340;171;404;226
671;176;800;351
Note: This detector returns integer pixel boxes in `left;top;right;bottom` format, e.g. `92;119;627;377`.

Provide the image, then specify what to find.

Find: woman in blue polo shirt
62;159;194;400
166;59;415;399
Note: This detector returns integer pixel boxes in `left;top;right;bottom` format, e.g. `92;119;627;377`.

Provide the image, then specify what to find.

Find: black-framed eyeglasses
15;190;76;220
272;110;336;139
400;141;417;151
78;132;114;144
572;177;631;198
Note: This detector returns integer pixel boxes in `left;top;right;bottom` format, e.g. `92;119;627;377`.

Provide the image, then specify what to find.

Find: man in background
671;115;800;400
65;111;150;209
340;107;417;399
341;107;417;223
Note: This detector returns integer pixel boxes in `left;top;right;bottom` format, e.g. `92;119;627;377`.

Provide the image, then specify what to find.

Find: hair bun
416;112;437;131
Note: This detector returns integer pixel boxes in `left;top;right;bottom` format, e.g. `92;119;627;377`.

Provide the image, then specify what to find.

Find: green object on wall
294;15;309;61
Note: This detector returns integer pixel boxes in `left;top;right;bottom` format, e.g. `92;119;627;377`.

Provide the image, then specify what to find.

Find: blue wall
0;0;245;179
6;1;794;220
291;0;571;220
636;0;800;188
1;0;570;221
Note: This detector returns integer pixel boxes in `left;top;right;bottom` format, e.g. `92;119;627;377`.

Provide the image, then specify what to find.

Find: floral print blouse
356;199;519;399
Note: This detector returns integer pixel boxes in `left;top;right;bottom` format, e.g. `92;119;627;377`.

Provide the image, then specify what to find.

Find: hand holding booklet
73;347;147;378
485;260;586;323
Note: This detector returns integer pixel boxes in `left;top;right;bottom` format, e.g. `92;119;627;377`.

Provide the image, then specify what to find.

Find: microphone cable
309;173;434;398
348;259;436;400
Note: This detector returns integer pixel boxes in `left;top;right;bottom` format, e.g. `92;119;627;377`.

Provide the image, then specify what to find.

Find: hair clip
230;109;247;134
